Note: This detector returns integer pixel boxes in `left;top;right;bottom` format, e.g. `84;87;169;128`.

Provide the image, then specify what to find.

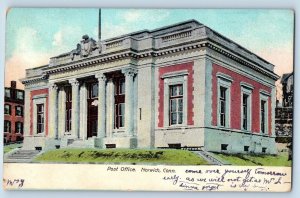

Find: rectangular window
219;87;227;127
16;91;24;100
4;104;11;115
37;104;44;134
118;78;125;95
90;83;98;98
16;122;23;133
115;103;125;128
5;88;10;98
261;100;266;133
242;94;248;130
114;77;125;129
15;106;23;116
169;84;183;125
4;120;11;132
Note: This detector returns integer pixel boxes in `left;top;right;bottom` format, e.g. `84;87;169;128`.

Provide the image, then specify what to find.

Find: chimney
11;81;16;89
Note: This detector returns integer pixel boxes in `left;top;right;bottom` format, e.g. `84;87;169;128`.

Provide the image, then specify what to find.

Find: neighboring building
21;20;279;154
281;72;293;107
4;81;25;143
275;72;293;142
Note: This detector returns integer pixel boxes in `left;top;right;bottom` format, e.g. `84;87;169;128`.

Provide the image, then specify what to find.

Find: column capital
95;73;107;82
122;67;138;77
69;79;80;86
49;83;58;91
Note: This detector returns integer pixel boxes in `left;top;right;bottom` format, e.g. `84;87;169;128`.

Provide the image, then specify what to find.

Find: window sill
113;129;125;133
162;125;189;130
34;133;46;137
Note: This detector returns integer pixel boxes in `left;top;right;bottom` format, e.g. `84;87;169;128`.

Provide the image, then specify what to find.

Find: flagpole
98;9;101;41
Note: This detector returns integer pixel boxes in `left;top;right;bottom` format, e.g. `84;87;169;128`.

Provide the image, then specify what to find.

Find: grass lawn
34;148;209;165
214;152;291;166
4;143;23;154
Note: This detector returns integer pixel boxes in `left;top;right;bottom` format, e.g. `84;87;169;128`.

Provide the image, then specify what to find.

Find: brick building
4;81;25;143
21;20;279;154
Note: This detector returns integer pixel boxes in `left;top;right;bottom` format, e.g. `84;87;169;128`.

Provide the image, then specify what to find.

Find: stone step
193;150;225;166
5;150;41;162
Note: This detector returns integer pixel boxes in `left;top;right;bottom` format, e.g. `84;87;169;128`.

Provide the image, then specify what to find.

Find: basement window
221;144;228;151
244;146;249;152
106;144;116;149
35;147;42;151
168;143;181;149
262;147;267;153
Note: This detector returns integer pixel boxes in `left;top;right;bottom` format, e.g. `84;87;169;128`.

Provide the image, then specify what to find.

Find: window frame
4;120;11;132
32;95;47;135
36;104;45;134
217;73;232;128
5;88;11;98
15;121;23;134
16;91;24;100
114;77;125;129
15;106;23;116
4;104;11;115
162;70;188;127
240;84;253;132
259;91;269;135
169;84;184;126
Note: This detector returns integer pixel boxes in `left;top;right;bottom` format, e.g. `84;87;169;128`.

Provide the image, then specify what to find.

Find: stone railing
26;66;47;78
49;53;72;67
161;30;192;43
105;40;123;50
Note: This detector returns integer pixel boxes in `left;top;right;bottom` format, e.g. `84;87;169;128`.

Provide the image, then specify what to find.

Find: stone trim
163;75;188;127
259;94;269;135
22;40;279;86
240;86;253;132
217;75;232;128
160;70;189;79
216;72;233;82
240;81;254;90
260;89;271;97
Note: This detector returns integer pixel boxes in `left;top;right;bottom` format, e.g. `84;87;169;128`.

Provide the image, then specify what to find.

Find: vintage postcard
3;8;294;191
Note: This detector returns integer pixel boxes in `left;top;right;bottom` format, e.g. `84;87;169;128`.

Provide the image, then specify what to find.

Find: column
49;83;59;138
69;79;80;138
106;78;114;138
122;68;137;136
96;73;107;138
23;88;31;136
79;83;88;140
58;87;66;137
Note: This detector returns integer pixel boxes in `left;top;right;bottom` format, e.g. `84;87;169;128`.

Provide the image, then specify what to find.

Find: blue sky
5;8;294;89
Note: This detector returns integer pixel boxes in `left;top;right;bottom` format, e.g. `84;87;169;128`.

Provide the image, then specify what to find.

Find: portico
46;67;138;149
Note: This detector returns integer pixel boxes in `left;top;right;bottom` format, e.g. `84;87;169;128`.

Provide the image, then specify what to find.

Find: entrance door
87;82;98;138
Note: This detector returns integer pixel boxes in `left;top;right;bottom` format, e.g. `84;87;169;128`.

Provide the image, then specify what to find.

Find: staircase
4;149;41;163
193;150;230;166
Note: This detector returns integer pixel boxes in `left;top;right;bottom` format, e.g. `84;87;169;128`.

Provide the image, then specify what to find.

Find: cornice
22;39;279;85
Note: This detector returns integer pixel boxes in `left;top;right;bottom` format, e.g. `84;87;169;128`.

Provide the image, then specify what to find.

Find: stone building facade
21;20;279;154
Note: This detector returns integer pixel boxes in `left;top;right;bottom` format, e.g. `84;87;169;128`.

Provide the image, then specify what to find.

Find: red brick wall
4;102;24;142
158;62;194;127
30;89;49;136
212;64;272;135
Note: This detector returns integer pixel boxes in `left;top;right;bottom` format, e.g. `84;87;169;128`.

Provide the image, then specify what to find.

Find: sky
5;8;294;96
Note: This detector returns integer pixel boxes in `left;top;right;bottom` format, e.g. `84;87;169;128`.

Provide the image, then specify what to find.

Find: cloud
5;26;84;89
